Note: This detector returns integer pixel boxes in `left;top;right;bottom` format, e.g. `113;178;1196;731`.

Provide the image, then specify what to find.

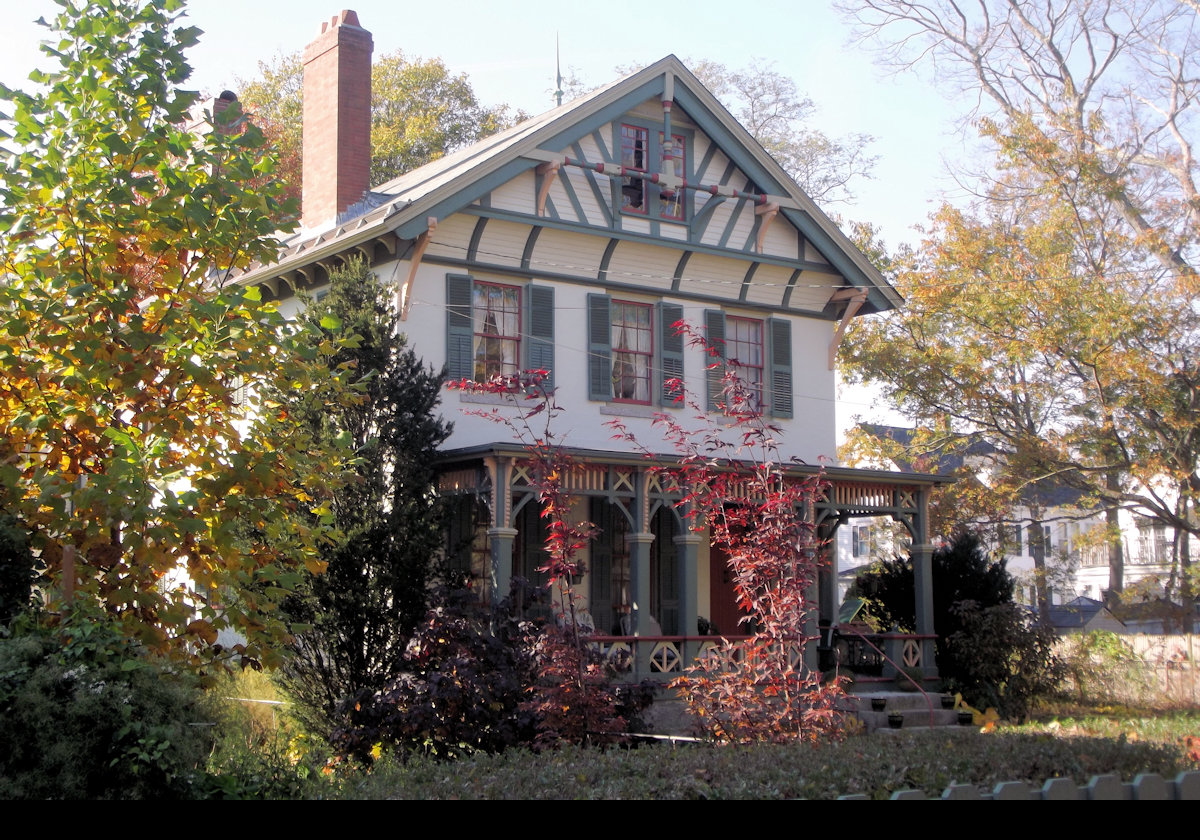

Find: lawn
311;706;1200;800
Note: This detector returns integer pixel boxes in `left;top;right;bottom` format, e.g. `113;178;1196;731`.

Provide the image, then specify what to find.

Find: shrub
521;626;650;750
0;616;215;799
333;586;540;760
944;600;1062;720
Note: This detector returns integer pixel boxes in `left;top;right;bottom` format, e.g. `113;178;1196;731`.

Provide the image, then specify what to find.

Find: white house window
472;281;521;382
703;309;792;419
852;524;872;558
611;300;653;404
587;295;682;406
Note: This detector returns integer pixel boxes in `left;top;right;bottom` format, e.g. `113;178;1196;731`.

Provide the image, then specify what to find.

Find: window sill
600;403;671;419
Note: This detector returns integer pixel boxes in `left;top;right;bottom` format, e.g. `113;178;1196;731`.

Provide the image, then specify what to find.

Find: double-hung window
725;316;764;409
445;275;555;386
619;123;687;221
704;309;793;418
587;295;683;406
610;301;653;403
472;281;521;382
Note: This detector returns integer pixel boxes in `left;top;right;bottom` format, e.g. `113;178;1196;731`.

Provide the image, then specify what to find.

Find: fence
1058;632;1198;706
838;771;1200;800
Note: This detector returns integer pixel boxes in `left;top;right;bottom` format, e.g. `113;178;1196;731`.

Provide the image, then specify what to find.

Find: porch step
845;692;977;734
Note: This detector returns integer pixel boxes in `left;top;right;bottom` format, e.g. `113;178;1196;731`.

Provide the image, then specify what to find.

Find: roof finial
555;33;563;107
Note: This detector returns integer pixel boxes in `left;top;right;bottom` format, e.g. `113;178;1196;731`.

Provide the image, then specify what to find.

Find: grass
206;673;1200;799
320;706;1200;800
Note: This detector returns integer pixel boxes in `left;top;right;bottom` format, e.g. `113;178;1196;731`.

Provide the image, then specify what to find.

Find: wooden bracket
755;201;780;253
536;160;561;217
827;287;868;370
398;216;438;322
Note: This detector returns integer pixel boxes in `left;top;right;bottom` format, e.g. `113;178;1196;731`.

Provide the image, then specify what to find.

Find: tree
838;0;1200;605
609;328;848;744
238;50;523;199
0;0;353;669
274;259;451;737
689;59;877;206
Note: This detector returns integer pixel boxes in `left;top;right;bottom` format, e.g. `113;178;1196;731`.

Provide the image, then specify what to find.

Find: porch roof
436;441;955;490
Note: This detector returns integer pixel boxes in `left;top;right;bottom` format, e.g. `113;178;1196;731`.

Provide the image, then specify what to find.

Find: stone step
846;691;959;712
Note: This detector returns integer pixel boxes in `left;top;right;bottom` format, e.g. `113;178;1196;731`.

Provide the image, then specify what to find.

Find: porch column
817;519;840;633
675;533;700;668
804;546;821;672
912;542;937;677
626;531;655;674
488;527;518;601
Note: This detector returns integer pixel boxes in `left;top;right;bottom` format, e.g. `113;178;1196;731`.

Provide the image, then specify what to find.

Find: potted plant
887;711;904;729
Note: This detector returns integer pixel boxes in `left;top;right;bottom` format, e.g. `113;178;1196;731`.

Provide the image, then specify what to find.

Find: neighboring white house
838;425;1199;625
233;11;952;675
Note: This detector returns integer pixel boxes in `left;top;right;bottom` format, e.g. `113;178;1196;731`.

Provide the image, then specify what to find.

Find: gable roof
857;424;1089;507
237;56;902;315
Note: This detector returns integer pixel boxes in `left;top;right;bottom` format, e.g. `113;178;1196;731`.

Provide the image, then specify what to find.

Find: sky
0;0;980;436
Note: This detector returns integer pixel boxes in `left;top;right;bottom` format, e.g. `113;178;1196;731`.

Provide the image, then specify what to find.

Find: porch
439;444;952;681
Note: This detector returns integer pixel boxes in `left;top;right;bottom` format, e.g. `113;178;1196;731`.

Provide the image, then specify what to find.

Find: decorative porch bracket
535;160;560;217
754;201;780;253
826;287;868;370
398;216;438;321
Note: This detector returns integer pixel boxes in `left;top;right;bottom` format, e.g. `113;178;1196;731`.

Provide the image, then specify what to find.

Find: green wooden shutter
445;274;474;381
587;293;613;401
768;317;793;418
526;284;555;389
704;309;726;412
657;302;684;406
589;497;614;634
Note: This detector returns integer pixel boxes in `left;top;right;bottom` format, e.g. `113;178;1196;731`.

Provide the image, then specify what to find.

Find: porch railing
587;631;935;682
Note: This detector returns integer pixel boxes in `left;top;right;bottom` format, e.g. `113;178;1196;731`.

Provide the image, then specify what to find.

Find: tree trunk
1105;496;1125;597
1029;513;1051;627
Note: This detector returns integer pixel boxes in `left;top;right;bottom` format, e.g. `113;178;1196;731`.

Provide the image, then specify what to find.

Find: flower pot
941;694;956;710
871;697;887;712
887;712;904;729
957;711;974;726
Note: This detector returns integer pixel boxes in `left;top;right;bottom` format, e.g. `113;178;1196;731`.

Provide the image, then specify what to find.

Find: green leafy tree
840;0;1200;608
238;49;523;200
275;259;451;737
0;0;353;669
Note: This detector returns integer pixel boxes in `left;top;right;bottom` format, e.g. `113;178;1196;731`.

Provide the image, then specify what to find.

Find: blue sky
1;0;974;430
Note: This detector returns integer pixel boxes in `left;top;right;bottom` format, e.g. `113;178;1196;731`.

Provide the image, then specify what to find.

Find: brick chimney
302;10;373;231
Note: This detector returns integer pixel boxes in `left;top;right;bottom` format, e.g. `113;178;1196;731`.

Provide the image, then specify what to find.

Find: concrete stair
846;691;976;733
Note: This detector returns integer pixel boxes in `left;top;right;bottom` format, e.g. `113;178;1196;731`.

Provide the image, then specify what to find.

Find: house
840;425;1199;628
234;10;950;678
1045;597;1126;634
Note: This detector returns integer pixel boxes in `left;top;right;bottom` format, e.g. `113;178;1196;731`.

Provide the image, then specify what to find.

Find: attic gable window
619;123;687;222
